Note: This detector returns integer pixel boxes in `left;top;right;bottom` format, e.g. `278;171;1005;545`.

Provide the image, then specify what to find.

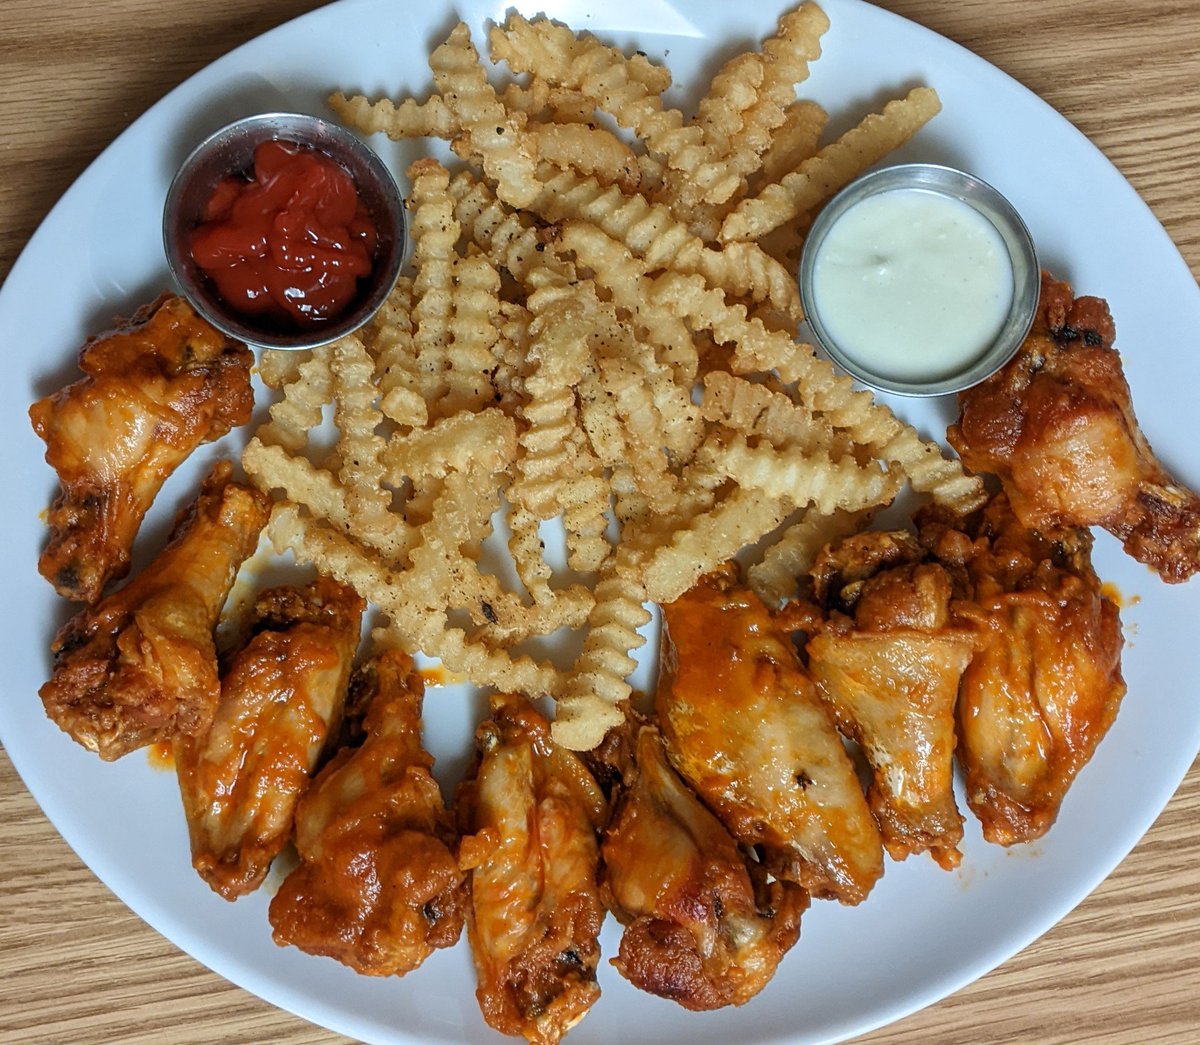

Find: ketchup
190;139;377;329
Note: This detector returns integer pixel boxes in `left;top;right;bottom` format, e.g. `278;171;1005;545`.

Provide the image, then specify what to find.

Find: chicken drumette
269;649;466;974
657;562;884;906
600;722;807;1010
805;532;976;870
29;293;254;603
949;270;1200;582
175;575;364;899
39;461;270;761
457;694;607;1045
921;494;1126;844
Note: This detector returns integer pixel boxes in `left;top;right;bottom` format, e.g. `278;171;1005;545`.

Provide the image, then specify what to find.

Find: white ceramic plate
3;1;1199;1043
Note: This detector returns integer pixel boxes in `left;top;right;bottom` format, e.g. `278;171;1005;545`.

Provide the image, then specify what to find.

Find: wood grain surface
2;1;1198;1043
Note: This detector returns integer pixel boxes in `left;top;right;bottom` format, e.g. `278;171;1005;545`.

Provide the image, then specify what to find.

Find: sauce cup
163;112;406;351
798;163;1039;397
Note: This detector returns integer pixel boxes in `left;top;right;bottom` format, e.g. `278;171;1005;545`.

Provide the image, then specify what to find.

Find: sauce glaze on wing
174;575;364;899
948;270;1200;583
29;293;254;603
600;723;807;1009
269;650;466;974
457;694;607;1045
921;495;1127;844
39;460;270;761
657;562;884;906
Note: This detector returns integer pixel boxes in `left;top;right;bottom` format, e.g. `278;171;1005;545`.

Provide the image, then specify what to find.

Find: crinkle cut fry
257;348;307;391
487;13;700;175
432;22;539;208
488;13;671;95
648;269;985;514
700;431;903;514
267;503;563;696
720;86;943;242
552;547;651;751
242;438;416;566
641;487;793;605
448;170;576;288
380;408;518;486
528;122;640;193
403;466;594;641
442;251;501;418
366;277;427;427
330;334;409;560
408;158;458;412
669;1;830;211
515;278;612;573
255;342;335;452
699;370;835;456
553;221;700;381
753;99;829;192
490;15;730;204
328;90;458;140
530;168;802;321
746;506;872;606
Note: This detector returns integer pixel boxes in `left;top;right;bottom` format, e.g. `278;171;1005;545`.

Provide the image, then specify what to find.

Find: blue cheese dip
810;188;1013;384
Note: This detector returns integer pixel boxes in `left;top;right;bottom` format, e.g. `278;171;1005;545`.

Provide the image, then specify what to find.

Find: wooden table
2;1;1198;1042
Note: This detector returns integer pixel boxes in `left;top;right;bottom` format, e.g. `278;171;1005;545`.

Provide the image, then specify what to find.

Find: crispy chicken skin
175;575;364;900
657;562;884;906
600;723;807;1010
922;494;1126;845
948;271;1200;582
29;293;254;603
805;533;976;870
457;694;607;1045
269;650;466;974
39;461;269;761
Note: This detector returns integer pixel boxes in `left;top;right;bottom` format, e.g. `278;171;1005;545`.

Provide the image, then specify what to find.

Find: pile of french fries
243;2;985;751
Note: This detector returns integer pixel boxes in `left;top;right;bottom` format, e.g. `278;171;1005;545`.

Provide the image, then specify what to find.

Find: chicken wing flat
805;532;976;870
39;461;269;761
457;694;607;1045
923;493;1126;844
658;562;884;906
29;293;254;603
175;575;364;899
269;649;466;974
601;724;807;1010
948;270;1200;582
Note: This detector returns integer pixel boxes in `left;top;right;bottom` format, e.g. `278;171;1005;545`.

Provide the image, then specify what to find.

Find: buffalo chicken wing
457;694;607;1045
600;723;807;1010
29;293;254;603
657;562;884;906
922;494;1126;844
805;532;976;869
39;461;269;761
269;650;466;974
175;575;364;899
949;271;1200;582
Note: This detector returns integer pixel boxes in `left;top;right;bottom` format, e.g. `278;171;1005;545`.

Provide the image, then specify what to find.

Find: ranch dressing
810;188;1013;384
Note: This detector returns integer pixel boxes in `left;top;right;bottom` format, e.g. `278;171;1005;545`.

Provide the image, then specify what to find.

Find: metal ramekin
798;163;1039;397
163;112;405;351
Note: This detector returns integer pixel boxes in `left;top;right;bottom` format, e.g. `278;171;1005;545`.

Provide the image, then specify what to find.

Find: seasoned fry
754;99;829;191
408;158;458;411
747;506;872;606
529;121;640;192
328;90;457;140
553;549;651;750
432;23;539;207
720;86;943;241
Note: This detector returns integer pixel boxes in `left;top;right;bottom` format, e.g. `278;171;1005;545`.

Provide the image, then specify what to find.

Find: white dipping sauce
810;188;1013;384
